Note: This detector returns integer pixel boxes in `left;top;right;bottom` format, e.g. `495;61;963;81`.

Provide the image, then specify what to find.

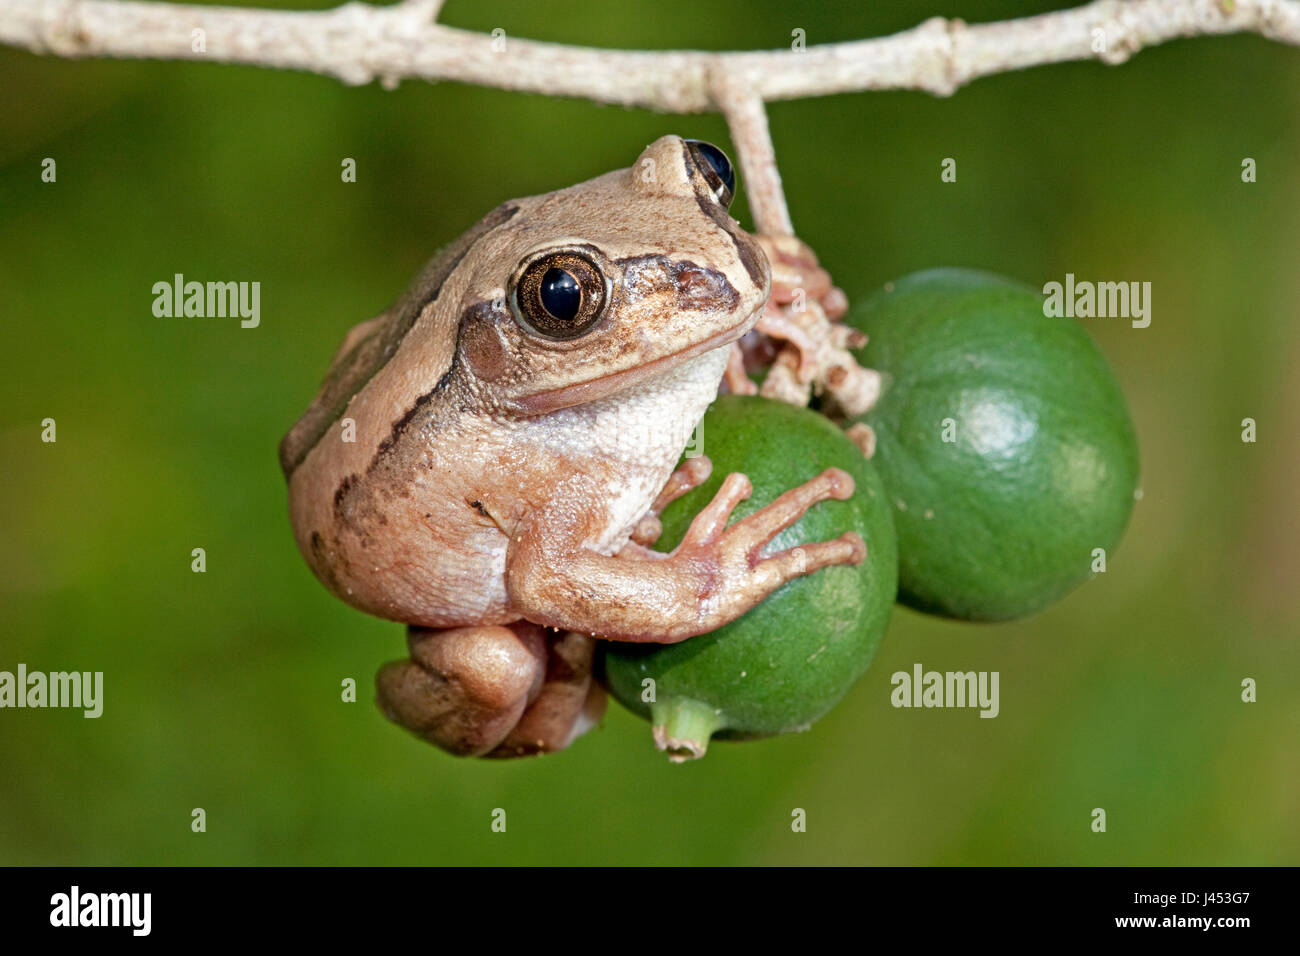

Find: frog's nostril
685;139;735;208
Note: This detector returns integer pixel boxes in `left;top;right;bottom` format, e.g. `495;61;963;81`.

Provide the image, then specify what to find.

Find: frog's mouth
514;306;762;416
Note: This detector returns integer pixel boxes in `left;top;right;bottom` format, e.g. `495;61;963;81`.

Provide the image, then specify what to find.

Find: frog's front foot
749;233;880;416
375;622;603;758
669;467;866;631
625;455;714;551
505;467;866;644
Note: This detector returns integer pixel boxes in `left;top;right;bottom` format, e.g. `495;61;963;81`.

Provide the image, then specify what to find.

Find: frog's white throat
566;344;730;554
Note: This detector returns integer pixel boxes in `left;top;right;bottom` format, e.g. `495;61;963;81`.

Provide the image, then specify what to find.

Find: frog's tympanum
280;136;865;758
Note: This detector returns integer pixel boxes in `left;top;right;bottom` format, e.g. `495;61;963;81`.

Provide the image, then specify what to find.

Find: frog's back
279;201;520;481
280;202;526;627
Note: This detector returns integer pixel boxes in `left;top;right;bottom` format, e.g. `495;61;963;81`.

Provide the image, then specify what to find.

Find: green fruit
847;268;1139;621
603;395;898;761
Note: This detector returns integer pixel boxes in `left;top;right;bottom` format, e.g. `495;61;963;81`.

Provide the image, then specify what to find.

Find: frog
279;136;867;758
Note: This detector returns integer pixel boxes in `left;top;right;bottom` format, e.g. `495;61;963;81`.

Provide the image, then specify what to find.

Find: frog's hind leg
375;622;547;757
485;632;606;759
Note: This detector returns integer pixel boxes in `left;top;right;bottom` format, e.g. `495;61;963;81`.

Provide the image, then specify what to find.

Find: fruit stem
651;698;722;763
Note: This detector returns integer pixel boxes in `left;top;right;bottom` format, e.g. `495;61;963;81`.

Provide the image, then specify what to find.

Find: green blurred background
2;0;1297;865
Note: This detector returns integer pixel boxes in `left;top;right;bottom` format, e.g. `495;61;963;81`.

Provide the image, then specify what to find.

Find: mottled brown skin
282;136;865;757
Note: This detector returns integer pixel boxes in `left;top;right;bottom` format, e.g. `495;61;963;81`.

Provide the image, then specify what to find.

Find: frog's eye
511;250;608;340
685;139;735;209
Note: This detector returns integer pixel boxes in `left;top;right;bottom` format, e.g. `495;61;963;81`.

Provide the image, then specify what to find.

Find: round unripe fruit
603;395;898;761
846;268;1139;622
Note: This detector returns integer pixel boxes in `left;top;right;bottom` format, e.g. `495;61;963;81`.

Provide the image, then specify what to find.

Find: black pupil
691;141;734;197
539;268;582;321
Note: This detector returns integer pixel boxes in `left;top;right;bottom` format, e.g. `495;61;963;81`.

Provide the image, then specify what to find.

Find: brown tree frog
280;136;865;757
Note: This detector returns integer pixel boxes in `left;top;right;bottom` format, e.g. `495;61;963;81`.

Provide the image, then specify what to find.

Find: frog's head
453;135;771;415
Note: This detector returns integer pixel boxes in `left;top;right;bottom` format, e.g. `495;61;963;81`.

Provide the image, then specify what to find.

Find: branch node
1255;0;1299;40
40;1;92;58
395;0;444;26
947;17;974;95
1093;0;1138;65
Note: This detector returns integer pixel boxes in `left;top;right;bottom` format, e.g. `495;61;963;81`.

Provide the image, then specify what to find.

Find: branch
5;0;1296;411
3;0;1299;108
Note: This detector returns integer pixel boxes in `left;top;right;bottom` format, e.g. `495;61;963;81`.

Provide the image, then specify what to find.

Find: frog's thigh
487;632;607;758
375;622;547;757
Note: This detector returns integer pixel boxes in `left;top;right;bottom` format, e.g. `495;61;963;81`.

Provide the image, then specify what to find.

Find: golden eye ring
510;249;609;340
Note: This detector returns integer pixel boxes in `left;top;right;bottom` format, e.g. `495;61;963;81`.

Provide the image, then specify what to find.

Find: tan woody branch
1;0;1298;109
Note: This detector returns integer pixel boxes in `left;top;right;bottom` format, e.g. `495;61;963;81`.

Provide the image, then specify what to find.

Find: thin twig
709;70;792;236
